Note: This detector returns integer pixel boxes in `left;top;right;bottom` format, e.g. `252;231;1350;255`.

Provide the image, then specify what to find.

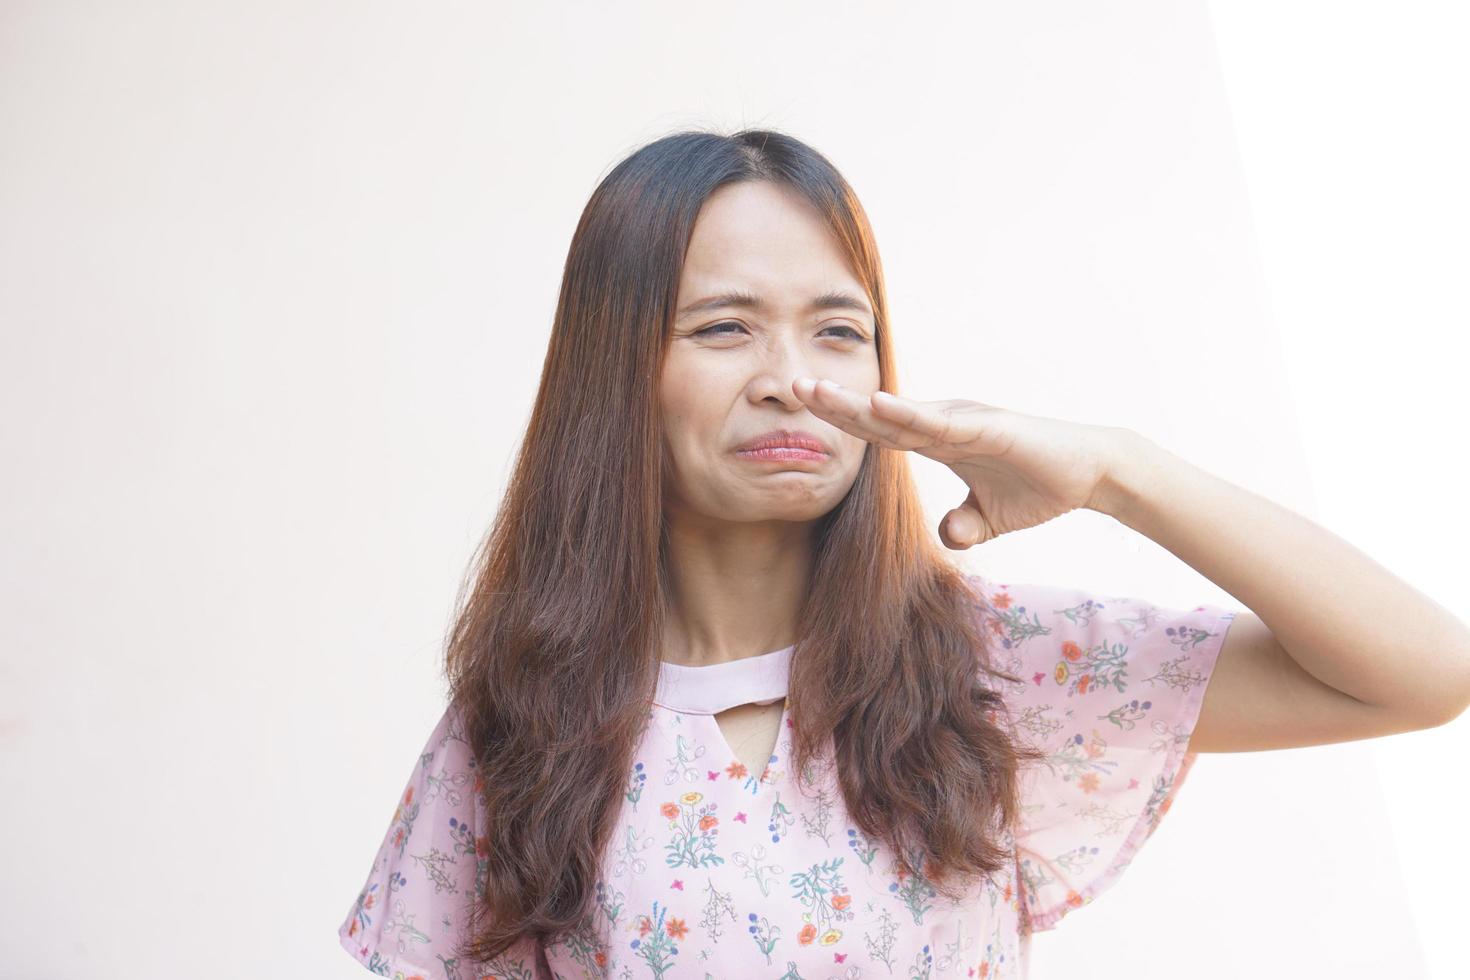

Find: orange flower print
594;951;607;968
725;760;748;779
831;894;851;911
798;923;818;945
637;915;652;937
659;802;679;820
992;590;1012;609
1065;889;1084;909
473;773;484;793
1077;673;1091;694
697;814;718;831
1061;640;1083;662
475;836;489;858
666;917;689;941
1003;883;1013;902
403;786;415;806
1077;772;1101;794
981;962;990;977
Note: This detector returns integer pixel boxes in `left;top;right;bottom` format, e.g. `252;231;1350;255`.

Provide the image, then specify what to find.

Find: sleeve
962;571;1239;933
336;702;544;978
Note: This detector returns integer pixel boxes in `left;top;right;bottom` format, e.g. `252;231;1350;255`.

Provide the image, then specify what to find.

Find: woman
338;129;1470;979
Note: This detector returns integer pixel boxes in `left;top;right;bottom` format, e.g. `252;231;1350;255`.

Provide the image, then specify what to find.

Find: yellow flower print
1053;661;1069;684
680;791;703;805
819;929;842;945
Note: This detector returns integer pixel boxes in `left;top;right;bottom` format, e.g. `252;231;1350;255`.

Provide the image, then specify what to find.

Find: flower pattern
339;572;1237;977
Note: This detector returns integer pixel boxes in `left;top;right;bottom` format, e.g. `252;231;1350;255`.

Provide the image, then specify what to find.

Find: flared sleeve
963;571;1238;933
337;702;543;978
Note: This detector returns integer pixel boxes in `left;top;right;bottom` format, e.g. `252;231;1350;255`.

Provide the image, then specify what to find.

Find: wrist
1087;427;1169;525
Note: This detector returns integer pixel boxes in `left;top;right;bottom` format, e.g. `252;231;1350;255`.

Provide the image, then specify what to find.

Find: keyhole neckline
653;644;795;715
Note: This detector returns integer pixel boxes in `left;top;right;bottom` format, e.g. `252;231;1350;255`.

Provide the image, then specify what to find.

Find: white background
1;2;1464;978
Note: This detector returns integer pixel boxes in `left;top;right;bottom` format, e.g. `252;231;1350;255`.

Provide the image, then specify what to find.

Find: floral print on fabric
339;571;1237;978
972;574;1238;933
337;706;544;978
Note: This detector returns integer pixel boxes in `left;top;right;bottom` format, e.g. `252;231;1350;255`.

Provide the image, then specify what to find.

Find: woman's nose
749;340;819;404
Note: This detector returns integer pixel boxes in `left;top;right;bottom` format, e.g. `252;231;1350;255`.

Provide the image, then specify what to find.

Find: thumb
940;489;985;550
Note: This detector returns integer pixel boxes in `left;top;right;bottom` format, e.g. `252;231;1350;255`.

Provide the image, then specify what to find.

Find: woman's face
660;180;882;524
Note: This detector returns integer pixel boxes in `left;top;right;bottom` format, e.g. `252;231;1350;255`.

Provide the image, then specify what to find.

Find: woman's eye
693;321;867;340
695;320;746;337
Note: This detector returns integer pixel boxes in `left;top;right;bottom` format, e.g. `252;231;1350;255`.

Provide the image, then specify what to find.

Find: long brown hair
445;127;1044;963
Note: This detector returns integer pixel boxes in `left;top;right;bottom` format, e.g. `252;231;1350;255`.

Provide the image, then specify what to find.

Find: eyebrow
675;288;873;322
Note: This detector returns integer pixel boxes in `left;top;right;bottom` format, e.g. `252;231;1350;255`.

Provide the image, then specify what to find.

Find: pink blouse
339;572;1237;979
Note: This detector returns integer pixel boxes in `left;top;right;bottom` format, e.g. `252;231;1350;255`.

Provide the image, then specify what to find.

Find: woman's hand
791;377;1133;549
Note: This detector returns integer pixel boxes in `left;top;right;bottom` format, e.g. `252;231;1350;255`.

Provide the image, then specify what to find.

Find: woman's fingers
940;489;986;550
789;378;893;446
793;379;942;450
793;379;1011;464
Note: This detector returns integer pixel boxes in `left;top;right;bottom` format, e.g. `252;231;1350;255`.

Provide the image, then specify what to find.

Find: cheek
660;367;734;436
659;354;723;413
658;406;718;477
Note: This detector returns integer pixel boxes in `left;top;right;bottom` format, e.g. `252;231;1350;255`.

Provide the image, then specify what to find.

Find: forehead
677;182;865;302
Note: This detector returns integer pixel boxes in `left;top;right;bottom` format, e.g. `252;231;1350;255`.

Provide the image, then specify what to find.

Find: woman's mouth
735;446;829;462
733;429;832;462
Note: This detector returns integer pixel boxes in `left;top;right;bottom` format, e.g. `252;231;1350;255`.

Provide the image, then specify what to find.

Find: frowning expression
660;180;882;523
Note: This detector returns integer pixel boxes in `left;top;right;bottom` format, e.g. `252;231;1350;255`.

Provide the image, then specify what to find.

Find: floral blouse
339;572;1238;979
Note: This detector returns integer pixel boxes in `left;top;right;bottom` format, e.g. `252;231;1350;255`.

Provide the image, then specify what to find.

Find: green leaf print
661;792;725;869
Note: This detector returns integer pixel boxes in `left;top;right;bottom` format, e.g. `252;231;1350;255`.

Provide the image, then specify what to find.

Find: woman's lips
735;446;829;462
733;429;832;458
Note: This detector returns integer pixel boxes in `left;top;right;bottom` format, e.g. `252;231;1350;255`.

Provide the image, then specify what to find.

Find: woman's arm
1093;429;1470;748
790;377;1470;749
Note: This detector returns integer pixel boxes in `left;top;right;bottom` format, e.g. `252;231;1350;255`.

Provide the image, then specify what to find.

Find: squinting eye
695;321;746;336
692;321;869;341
